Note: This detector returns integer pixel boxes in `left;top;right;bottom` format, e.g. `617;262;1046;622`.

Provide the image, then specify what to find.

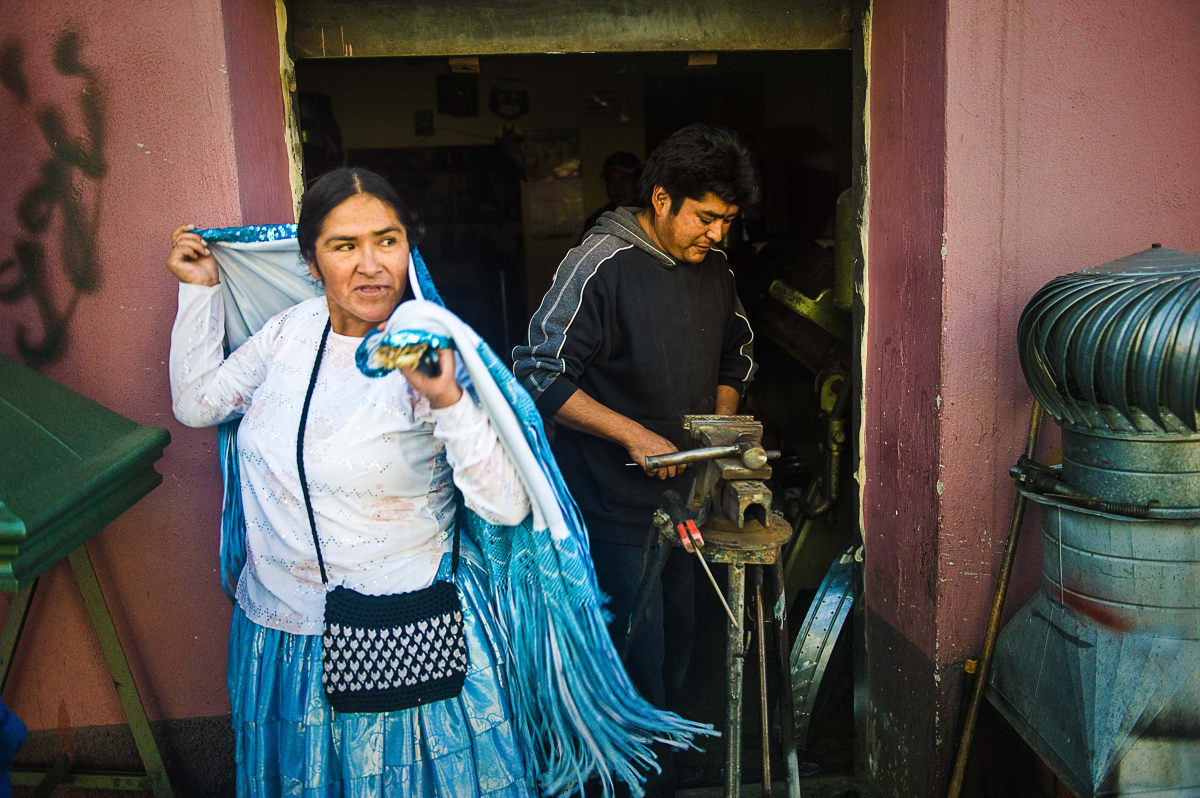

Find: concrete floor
680;775;861;797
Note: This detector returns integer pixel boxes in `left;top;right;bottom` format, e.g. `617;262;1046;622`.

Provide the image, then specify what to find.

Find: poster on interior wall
437;73;478;117
520;128;583;239
521;128;580;181
489;78;529;120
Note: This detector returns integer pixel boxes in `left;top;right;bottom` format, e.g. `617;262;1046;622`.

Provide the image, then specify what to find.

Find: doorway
289;11;866;789
296;51;852;356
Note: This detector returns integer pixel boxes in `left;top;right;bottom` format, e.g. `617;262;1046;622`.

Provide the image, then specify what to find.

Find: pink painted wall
937;0;1200;661
223;0;296;224
862;1;953;788
0;0;292;731
865;0;1200;791
863;0;947;656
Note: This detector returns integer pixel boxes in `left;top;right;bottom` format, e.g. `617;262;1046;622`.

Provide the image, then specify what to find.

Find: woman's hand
400;348;463;409
167;225;219;287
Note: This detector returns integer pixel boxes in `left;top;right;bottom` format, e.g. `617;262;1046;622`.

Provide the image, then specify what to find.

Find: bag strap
296;318;461;586
297;318;333;585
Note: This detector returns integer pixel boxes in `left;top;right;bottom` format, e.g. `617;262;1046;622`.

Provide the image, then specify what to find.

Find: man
513;123;759;794
580;150;642;242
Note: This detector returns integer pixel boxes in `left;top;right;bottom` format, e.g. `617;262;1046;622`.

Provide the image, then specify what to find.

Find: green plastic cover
0;355;170;591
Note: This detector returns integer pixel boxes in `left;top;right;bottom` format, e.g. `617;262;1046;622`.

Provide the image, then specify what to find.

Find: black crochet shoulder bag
297;319;467;713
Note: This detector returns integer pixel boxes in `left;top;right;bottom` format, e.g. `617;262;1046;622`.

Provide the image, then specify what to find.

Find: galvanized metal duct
989;247;1200;797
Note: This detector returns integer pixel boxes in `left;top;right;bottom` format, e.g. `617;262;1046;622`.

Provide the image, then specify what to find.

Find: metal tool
625;415;804;797
752;567;772;796
628;450;781;469
661;415;780;529
661;491;737;625
644;444;780;471
1010;454;1152;518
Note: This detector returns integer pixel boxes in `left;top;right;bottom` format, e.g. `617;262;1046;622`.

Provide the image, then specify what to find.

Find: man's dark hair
298;167;424;265
636;123;761;212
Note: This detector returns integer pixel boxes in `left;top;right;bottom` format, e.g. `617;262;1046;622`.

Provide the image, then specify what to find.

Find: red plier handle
662;489;705;552
675;518;705;552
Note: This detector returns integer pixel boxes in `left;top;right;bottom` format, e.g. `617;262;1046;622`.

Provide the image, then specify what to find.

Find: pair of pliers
660;491;737;624
660;490;706;552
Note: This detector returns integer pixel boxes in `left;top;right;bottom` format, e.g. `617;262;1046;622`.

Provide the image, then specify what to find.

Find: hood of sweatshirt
590;207;676;268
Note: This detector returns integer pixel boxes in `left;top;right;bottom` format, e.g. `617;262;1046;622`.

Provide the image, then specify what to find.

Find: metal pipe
772;561;803;798
693;540;739;626
754;569;772;797
645;447;780;471
646;445;737;469
725;563;747;798
946;400;1044;798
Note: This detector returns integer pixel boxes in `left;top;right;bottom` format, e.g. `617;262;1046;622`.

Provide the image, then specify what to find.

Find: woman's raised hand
167;225;219;287
400;348;463;410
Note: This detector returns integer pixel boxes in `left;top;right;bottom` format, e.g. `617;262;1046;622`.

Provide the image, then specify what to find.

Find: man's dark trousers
590;534;696;795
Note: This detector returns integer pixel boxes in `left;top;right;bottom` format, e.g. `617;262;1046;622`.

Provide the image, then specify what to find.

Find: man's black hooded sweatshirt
513;207;756;545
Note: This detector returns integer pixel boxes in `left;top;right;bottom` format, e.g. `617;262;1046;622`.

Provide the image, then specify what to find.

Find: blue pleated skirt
227;549;537;798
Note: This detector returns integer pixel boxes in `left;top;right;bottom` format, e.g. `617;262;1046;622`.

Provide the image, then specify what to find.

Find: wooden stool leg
772;561;803;798
754;567;772;796
0;578;36;689
31;754;70;798
725;562;747;798
68;547;175;798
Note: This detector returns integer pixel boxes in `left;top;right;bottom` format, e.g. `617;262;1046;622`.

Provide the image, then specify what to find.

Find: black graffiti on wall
0;31;107;366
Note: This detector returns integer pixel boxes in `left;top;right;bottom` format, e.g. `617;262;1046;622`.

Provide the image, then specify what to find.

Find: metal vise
644;415;778;529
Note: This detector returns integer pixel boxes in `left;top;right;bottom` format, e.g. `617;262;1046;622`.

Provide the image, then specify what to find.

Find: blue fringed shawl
195;225;713;797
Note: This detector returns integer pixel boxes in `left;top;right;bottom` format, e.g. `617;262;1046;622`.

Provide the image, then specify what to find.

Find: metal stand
627;513;799;797
1;545;175;797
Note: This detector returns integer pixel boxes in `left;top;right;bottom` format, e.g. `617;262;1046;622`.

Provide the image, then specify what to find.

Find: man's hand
553;389;685;479
623;426;684;480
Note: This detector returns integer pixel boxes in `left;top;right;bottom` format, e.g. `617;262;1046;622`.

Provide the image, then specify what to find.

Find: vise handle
645;443;779;471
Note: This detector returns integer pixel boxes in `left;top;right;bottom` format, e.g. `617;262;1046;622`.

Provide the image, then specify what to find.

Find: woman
168;168;536;796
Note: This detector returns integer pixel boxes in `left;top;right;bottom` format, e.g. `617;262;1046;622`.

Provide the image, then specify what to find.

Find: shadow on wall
0;30;106;367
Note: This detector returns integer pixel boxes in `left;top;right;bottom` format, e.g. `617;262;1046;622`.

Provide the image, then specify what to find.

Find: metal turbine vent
991;245;1200;797
1018;246;1200;434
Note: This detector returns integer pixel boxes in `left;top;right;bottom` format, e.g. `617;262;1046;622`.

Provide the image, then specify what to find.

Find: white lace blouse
169;283;530;634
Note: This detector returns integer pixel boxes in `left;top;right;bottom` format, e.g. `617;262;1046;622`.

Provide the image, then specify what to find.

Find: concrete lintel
287;0;852;59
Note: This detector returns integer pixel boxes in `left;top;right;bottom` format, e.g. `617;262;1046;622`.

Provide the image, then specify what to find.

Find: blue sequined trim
193;224;298;243
357;329;456;378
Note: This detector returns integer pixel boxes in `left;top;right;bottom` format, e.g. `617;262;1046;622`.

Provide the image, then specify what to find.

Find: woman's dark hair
636;123;761;213
297;167;424;264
